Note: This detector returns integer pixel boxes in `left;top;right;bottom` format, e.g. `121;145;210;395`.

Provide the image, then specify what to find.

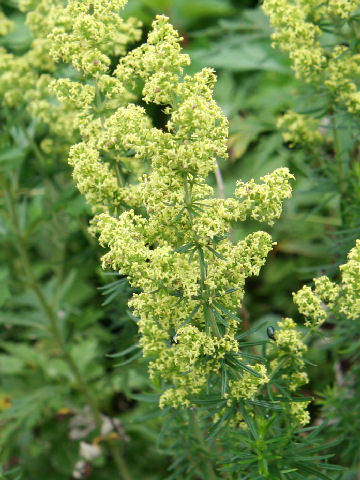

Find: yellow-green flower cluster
277;111;323;148
227;364;269;403
45;4;161;206
263;0;360;113
294;240;360;325
48;0;141;76
0;0;60;107
0;10;13;36
0;0;143;171
325;46;360;114
327;0;359;18
58;10;295;408
293;285;328;327
234;168;294;225
338;240;360;319
115;15;190;104
0;49;35;106
282;371;309;392
68;144;123;211
268;318;310;425
274;318;307;355
0;0;73;158
262;0;326;81
20;0;63;42
289;400;310;426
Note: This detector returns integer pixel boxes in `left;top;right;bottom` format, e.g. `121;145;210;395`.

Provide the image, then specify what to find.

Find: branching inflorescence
46;0;316;424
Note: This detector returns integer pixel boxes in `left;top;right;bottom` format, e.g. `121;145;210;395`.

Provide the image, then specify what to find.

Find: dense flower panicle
263;0;360;113
0;0;60;107
274;318;307;354
1;0;143;172
68;144;123;210
325;46;360;114
293;286;328;327
262;0;326;81
0;0;76;160
0;49;34;106
51;79;95;110
327;0;359;18
20;0;63;38
80;15;293;408
51;3;298;411
338;240;360;318
289;400;310;426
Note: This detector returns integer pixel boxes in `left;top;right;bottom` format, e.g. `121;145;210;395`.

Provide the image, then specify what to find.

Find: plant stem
1;177;132;480
214;160;225;199
183;173;223;339
21;123;47;167
182;173;221;473
206;300;222;339
191;411;217;480
332;112;350;227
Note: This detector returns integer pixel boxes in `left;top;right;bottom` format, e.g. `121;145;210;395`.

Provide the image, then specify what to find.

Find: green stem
332;112;349;227
94;79;126;194
332;114;344;184
191;411;217;480
94;78;105;128
214;160;225;200
183;173;222;339
114;160;125;188
1;178;132;480
21;123;47;167
207;305;222;339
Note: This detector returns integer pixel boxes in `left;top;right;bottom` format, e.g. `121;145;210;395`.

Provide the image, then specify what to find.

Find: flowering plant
0;0;356;478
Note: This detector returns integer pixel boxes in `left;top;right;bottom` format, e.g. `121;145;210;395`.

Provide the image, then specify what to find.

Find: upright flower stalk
49;0;326;441
50;7;294;411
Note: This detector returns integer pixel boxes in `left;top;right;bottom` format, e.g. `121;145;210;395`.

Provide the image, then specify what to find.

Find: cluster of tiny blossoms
50;2;296;409
0;0;77;156
277;111;323;148
272;243;360;423
269;317;310;425
0;0;142;160
294;240;360;324
48;0;141;75
45;0;148;212
263;0;360;114
0;1;59;108
285;240;360;421
0;9;13;37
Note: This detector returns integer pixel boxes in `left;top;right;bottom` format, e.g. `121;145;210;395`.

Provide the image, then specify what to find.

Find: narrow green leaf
107;343;140;358
212;300;240;320
179;303;201;328
114;350;142;366
130;393;160;403
206;245;226;260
